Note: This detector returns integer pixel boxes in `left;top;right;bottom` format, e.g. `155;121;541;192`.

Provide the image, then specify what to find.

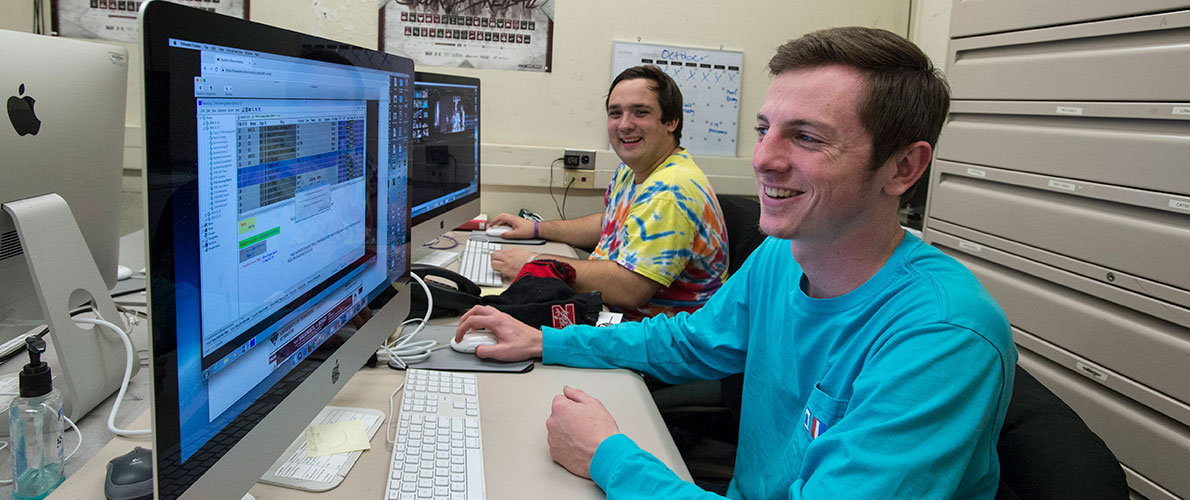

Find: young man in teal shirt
456;27;1016;499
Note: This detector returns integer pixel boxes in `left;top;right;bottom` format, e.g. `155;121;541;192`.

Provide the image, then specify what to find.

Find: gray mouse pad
390;324;532;373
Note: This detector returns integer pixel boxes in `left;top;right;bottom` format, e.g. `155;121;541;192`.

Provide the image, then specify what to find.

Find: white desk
45;232;691;499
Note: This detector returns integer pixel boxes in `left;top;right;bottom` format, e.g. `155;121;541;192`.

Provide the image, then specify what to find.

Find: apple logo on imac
7;84;41;136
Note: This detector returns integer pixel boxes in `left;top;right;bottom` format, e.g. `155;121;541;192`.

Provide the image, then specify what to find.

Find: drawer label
1075;361;1109;383
1171;199;1190;212
1047;179;1077;192
1055;106;1083;115
958;240;982;253
1173;106;1190;116
965;168;986;178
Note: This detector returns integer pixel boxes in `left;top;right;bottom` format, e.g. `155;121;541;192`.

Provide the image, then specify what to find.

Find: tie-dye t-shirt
591;149;729;320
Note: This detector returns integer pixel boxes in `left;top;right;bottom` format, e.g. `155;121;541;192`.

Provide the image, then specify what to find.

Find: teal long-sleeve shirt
543;232;1016;499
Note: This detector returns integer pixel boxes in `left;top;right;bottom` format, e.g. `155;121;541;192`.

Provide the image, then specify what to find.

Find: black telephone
408;264;482;319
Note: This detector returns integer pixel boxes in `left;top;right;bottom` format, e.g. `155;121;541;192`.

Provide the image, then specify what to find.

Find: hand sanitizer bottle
9;336;64;500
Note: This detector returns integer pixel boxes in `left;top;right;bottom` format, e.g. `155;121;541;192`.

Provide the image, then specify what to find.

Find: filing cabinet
925;2;1190;499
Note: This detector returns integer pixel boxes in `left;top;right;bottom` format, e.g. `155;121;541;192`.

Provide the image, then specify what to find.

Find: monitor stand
2;193;136;421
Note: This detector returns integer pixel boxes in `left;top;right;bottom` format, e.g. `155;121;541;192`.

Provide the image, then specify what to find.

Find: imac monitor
141;2;412;498
409;72;481;248
0;30;127;346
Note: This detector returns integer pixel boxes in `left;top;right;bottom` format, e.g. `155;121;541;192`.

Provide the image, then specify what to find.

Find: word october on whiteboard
613;41;743;157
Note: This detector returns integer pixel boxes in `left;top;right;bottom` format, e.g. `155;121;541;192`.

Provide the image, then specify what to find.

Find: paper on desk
305;419;370;458
272;413;380;484
597;311;623;327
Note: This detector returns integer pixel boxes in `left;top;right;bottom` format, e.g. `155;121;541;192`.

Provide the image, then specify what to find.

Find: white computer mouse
450;330;498;354
116;265;133;280
484;225;512;237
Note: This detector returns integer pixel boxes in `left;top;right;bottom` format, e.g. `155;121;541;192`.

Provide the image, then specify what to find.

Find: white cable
377;272;442;369
379;273;438;444
384;381;405;446
62;413;81;462
73;317;151;436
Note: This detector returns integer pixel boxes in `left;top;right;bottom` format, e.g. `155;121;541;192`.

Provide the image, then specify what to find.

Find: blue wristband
533;220;540;239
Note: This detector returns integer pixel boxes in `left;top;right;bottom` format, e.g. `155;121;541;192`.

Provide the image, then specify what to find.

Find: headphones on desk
408;264;482;319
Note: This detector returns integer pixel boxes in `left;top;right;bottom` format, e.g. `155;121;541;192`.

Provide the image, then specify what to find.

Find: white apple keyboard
458;239;502;287
386;368;485;500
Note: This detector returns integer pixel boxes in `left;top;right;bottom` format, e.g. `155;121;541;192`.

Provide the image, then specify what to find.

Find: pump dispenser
9;336;64;500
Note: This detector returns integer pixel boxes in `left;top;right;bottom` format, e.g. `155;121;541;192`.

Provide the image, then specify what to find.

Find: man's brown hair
768;27;950;200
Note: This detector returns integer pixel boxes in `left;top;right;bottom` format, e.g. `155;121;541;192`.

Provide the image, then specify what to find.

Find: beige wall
2;0;961;224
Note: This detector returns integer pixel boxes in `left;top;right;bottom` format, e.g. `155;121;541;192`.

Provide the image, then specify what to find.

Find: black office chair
994;366;1128;500
715;194;767;277
655;194;764;485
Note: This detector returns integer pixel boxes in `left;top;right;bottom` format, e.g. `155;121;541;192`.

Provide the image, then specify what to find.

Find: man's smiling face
752;65;890;243
606;78;678;175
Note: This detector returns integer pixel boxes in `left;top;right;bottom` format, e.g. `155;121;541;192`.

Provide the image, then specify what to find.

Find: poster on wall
613;42;743;157
380;0;554;72
53;0;247;42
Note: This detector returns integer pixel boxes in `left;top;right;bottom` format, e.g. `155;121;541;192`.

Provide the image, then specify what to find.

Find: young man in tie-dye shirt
489;66;729;320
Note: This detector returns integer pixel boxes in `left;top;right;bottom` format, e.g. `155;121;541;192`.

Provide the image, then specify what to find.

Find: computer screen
409;72;481;248
141;3;412;499
0;30;126;347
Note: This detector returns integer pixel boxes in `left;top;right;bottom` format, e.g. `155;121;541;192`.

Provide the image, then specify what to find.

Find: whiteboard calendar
613;42;743;157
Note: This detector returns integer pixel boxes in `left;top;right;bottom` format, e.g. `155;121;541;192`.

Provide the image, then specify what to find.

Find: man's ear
664;119;679;134
884;141;932;197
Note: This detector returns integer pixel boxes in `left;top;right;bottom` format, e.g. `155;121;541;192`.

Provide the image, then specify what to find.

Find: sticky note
305;420;371;458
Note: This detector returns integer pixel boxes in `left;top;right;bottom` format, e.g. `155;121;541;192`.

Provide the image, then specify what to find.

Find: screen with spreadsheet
142;3;413;497
172;35;411;456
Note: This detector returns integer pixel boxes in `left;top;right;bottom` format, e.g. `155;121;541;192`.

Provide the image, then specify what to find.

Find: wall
909;0;953;71
2;0;943;226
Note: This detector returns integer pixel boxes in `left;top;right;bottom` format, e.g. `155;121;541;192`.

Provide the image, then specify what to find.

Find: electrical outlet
563;149;596;170
562;169;595;189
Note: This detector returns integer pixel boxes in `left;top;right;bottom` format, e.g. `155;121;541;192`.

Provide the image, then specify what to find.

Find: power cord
547;157;566;219
385;380;405;446
424;234;460;250
376;272;444;370
380;271;444;445
73;317;151;437
561;176;577;220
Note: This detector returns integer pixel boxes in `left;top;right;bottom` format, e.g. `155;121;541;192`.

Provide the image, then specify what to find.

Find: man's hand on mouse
488;213;535;239
490;247;538;277
546;385;619;479
454;305;543;360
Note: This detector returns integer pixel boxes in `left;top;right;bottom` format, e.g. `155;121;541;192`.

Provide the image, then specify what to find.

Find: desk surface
46;232;691;499
49;364;691;500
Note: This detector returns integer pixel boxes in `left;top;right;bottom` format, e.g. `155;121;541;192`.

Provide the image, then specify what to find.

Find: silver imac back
0;30;127;344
